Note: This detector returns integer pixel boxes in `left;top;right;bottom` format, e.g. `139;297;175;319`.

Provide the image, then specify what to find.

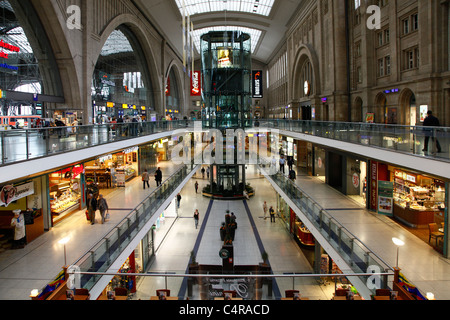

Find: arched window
300;59;314;98
92;26;154;121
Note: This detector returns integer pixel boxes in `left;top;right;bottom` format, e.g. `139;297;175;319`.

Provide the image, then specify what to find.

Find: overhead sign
252;70;263;98
0;182;34;207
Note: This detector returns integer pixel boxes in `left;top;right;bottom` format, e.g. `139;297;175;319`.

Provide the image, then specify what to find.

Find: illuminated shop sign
191;71;201;96
252;70;263;98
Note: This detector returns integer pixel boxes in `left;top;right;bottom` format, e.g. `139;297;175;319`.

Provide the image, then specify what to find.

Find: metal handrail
70;165;189;267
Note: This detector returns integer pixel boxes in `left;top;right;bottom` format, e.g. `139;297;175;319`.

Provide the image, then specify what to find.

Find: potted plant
189;250;198;266
261;251;269;265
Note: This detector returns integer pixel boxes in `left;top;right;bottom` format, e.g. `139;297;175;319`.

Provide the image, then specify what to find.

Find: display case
392;171;445;228
295;221;315;246
116;166;136;181
50;182;81;216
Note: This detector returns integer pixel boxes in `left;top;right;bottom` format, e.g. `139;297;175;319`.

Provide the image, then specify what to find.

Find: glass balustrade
69;164;198;292
1;119;448;166
257;158;393;295
0;120;194;165
257;120;449;161
65;271;395;300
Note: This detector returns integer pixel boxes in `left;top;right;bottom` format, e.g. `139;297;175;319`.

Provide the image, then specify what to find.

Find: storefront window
165;68;180;118
49;165;84;225
92;26;154;122
391;167;446;231
314;147;326;181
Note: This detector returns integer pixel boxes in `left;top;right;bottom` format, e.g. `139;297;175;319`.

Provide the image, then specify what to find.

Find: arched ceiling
133;0;303;63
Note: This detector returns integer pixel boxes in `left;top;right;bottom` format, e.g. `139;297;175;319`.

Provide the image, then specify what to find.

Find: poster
365;113;375;123
378;181;394;216
0;182;35;207
116;173;125;187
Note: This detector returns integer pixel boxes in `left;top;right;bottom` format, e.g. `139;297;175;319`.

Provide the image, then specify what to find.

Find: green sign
378;181;394;216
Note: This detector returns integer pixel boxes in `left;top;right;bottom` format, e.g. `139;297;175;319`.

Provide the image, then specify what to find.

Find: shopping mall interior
0;0;449;307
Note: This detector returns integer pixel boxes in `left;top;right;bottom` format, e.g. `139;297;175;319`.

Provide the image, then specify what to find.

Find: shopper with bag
98;194;109;224
142;169;150;189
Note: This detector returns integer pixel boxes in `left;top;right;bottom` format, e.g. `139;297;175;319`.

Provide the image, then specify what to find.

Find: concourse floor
135;166;335;300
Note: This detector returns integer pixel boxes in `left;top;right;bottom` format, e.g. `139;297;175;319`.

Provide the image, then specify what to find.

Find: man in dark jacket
155;167;162;187
423;111;442;153
87;193;98;225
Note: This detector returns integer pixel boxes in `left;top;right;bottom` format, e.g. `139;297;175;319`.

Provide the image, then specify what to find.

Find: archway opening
92;25;154;123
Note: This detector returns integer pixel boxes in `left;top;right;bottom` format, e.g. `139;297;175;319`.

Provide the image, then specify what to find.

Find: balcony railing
68;163;198;292
1;119;449;166
0;120;194;166
258;157;395;296
256;119;450;161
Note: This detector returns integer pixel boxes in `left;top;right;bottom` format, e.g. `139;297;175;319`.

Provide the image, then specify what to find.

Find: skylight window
191;26;261;53
175;0;275;17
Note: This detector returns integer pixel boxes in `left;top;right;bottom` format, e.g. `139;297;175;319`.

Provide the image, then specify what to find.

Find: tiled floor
135;167;336;300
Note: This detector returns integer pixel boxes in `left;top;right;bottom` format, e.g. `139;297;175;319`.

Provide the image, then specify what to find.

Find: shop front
277;194;315;248
314;146;326;181
49;164;84;226
346;157;368;208
0;177;47;245
390;167;446;229
84;148;138;193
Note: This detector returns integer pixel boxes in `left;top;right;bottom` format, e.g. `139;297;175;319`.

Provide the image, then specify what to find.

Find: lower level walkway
135;167;336;300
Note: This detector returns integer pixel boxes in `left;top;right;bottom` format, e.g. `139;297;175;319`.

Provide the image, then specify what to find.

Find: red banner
191;71;201;96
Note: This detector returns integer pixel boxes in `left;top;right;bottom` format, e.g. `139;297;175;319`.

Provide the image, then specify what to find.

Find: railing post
26;130;30;160
1;131;5;164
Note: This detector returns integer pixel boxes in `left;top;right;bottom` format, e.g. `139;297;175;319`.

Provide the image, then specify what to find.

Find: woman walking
194;209;200;229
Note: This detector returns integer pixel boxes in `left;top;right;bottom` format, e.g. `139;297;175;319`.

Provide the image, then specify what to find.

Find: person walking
201;167;205;179
423;111;442;154
142;169;150;189
176;193;182;208
279;156;286;174
195;181;199;194
155;167;162;187
194;209;200;229
206;167;210;180
10;209;26;249
87;193;98;225
287;156;294;172
269;206;275;223
98;194;109;224
263;201;268;220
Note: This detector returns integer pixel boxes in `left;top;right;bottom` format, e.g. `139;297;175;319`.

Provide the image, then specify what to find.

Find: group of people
86;193;110;225
262;201;276;223
141;167;163;190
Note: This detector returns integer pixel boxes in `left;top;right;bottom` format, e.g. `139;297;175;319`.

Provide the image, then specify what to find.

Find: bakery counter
393;204;442;228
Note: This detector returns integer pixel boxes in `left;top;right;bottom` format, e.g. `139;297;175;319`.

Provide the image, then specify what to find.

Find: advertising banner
0;182;34;207
252;70;263;98
191;71;201;96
